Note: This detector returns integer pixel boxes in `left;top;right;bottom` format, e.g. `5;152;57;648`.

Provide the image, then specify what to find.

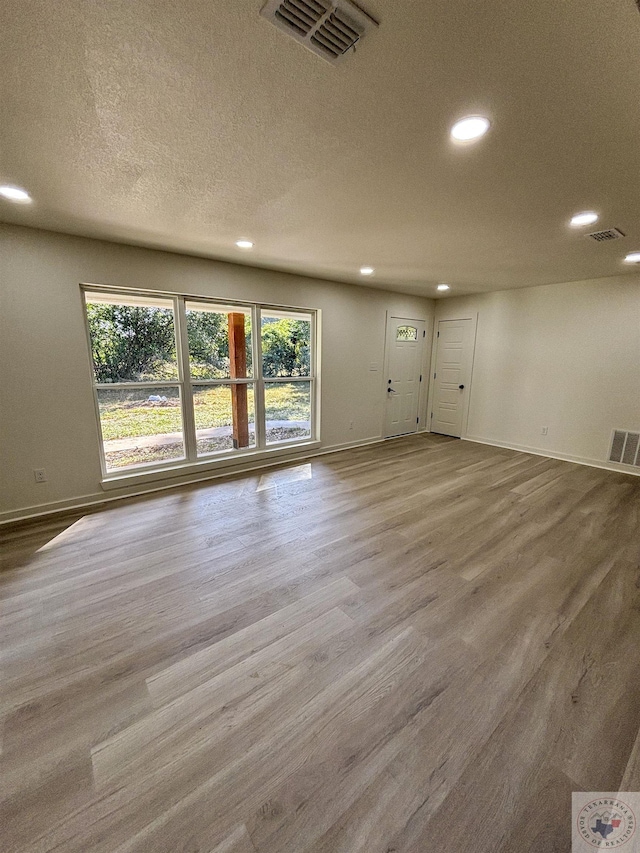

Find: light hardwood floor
1;434;640;853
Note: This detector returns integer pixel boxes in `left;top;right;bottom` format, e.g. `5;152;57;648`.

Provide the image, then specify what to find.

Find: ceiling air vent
609;430;640;467
585;228;625;242
260;0;378;65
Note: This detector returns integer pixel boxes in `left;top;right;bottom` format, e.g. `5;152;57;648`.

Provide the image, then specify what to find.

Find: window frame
81;284;320;481
181;299;257;459
259;306;315;448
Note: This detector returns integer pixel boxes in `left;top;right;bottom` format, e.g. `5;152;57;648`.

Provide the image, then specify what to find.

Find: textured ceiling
1;0;640;296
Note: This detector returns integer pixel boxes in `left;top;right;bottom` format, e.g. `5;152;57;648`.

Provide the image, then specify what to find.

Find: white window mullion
175;296;198;462
188;378;255;387
311;310;319;441
253;305;266;450
94;381;181;390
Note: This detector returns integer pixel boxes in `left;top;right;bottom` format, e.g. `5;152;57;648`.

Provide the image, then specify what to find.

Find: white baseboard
0;434;387;527
464;435;640;477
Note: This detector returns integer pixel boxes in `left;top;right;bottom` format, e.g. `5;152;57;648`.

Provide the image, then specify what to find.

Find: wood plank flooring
1;434;639;853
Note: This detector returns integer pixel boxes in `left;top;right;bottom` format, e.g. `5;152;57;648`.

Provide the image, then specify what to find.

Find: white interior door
383;317;426;438
430;318;474;437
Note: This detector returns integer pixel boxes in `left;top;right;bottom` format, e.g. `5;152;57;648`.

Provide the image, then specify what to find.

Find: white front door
430;318;474;438
383;317;426;438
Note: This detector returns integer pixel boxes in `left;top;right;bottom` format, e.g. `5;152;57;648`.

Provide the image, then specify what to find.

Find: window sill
100;440;322;491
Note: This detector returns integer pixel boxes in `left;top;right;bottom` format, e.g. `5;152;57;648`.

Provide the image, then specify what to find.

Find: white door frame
426;313;478;438
382;312;430;438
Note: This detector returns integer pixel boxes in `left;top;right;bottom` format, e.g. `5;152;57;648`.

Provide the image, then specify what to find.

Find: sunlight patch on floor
256;463;313;492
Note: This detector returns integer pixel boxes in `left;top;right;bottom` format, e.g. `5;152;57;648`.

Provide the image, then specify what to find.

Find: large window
83;288;318;475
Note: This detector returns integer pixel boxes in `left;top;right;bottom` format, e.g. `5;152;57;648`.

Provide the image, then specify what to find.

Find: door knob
388;387;396;393
459;384;465;389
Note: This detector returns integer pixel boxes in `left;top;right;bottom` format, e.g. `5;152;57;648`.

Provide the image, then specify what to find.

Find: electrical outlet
34;468;47;483
541;426;548;436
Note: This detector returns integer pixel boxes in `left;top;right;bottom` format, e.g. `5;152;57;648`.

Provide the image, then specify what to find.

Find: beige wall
0;224;434;522
434;277;640;471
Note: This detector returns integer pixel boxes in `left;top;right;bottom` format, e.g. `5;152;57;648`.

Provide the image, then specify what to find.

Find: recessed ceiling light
0;184;32;203
235;239;253;249
360;266;375;276
437;283;450;291
570;211;599;228
624;252;640;264
450;116;491;143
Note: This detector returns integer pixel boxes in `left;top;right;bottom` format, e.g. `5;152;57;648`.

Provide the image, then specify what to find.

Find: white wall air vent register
586;228;625;242
609;430;640;468
260;0;378;65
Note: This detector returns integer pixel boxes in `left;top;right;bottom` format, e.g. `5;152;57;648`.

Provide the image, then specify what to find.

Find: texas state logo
573;794;637;849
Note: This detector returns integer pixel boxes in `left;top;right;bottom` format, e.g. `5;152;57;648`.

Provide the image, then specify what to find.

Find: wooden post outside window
228;313;249;448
